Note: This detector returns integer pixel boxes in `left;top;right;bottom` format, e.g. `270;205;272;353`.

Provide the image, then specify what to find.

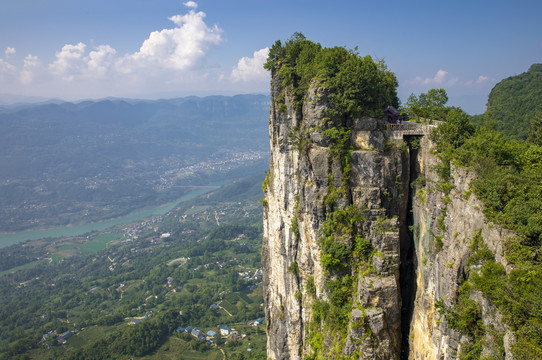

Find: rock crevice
263;74;511;359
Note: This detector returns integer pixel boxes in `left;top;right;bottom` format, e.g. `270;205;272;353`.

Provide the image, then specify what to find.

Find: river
0;184;224;249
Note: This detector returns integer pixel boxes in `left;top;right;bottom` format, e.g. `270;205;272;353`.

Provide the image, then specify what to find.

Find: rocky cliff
262;72;513;359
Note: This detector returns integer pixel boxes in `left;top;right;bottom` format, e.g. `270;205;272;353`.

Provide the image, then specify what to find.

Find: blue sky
0;0;540;114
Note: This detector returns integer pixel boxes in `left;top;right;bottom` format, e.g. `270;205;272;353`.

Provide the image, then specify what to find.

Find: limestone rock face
407;136;513;359
263;74;511;359
263;72;405;360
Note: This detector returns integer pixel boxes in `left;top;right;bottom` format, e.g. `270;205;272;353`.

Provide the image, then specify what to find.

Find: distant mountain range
0;94;271;232
0;94;65;107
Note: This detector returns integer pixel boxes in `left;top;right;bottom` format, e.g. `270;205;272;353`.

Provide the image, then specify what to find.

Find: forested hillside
0;175;267;360
430;113;542;358
485;64;542;140
401;84;542;358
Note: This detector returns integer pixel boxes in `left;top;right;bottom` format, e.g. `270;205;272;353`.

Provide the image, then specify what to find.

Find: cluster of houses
41;329;76;347
176;321;262;345
250;317;264;327
239;268;263;282
176;324;237;344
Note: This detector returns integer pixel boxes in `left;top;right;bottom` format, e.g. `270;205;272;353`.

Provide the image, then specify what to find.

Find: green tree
433;107;475;150
528;113;542;146
264;33;399;120
486;63;542;140
404;88;449;121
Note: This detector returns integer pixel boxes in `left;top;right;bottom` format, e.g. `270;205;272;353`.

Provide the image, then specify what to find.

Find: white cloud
183;1;198;9
88;45;117;78
42;5;222;83
409;70;495;88
49;42;88;81
5;47;16;57
475;75;490;85
411;69;458;86
433;69;448;84
0;4;239;99
118;8;223;73
0;58;17;81
230;47;269;82
20;54;41;84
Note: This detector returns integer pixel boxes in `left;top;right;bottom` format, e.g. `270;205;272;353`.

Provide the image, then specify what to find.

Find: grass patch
238;292;253;305
66;325;116;348
139;336;223;360
220;299;238;315
51;233;125;262
70;233;124;254
0;260;43;277
224;292;240;304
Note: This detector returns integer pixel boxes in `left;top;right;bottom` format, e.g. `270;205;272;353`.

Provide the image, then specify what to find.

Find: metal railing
386;122;435;135
385;121;440;138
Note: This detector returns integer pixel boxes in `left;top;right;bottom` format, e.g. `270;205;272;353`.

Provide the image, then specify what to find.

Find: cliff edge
262;36;514;359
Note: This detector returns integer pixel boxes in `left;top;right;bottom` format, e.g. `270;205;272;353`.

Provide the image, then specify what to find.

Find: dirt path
217;301;233;317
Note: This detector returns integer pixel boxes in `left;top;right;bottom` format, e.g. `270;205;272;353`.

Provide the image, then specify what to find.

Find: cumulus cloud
118;7;222;73
5;47;16;57
46;43;118;81
183;1;198;8
475;75;490;84
88;45;117;78
49;42;88;81
0;58;17;81
20;54;41;84
0;3;263;99
409;70;494;88
411;69;458;86
230;47;269;82
41;3;222;84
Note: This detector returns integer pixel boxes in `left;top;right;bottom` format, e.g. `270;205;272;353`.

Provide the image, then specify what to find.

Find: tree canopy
403;88;450;121
528;112;542;146
433;113;542;358
485;63;542;140
264;33;399;120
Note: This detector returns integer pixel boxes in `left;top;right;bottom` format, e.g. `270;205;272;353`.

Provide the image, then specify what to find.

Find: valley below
0;95;270;233
0;175;268;360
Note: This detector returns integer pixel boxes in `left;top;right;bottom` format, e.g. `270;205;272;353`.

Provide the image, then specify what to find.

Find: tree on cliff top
264;33;399;120
404;88;449;121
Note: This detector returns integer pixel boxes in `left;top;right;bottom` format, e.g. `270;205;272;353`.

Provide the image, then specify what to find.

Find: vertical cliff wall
263;72;407;359
407;136;514;359
263;75;512;359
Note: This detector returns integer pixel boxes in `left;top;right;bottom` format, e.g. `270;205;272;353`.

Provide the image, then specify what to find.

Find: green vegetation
265;33;399;120
287;260;299;277
265;34;402;358
444;126;542;241
304;204;375;358
437;229;541;359
0;176;266;360
58;233;124;256
484;64;542;140
305;276;316;298
445;282;485;359
431;93;542;357
528;113;542;146
404;88;449;121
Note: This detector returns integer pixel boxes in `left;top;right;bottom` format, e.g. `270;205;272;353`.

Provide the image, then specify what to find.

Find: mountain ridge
0;94;270;232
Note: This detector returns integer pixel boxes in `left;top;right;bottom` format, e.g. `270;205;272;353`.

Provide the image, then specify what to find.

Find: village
176;315;265;345
5;174;267;358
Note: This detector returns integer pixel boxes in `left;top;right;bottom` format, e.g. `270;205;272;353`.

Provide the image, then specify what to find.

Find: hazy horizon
2;1;541;115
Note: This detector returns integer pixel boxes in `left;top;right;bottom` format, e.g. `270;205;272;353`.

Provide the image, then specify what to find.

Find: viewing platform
386;120;442;140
